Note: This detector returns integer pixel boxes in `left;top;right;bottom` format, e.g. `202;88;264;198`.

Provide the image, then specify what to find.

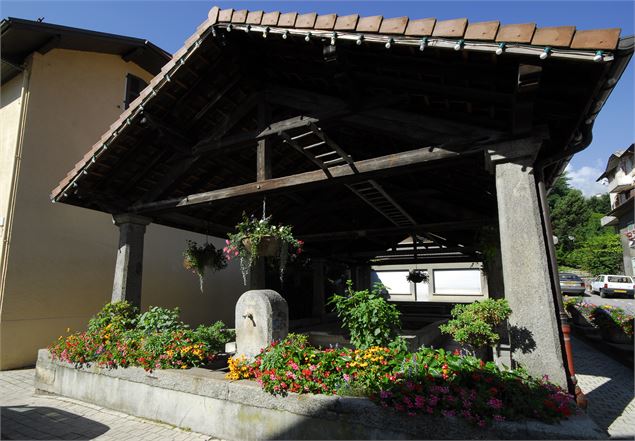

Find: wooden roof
50;6;633;262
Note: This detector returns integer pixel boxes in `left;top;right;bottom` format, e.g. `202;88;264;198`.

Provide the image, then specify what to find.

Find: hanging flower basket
183;240;227;292
406;270;429;284
225;213;303;286
242;236;281;257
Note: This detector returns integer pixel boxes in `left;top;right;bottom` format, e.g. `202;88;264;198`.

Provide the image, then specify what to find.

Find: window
371;271;410;296
608;276;632;283
124;73;147;109
433;269;482;295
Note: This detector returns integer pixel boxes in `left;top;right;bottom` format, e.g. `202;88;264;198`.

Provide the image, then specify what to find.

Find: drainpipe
535;168;587;409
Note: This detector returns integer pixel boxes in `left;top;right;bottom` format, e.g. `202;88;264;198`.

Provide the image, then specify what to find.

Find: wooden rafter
130;145;484;213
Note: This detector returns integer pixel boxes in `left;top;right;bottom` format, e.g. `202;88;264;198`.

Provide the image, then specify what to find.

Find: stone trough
35;350;606;440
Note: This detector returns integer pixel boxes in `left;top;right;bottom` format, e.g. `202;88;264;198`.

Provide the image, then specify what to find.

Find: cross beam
299;219;492;242
130;145;484;214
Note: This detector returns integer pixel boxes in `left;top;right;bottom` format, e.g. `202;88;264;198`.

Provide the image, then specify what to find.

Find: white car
590;275;634;298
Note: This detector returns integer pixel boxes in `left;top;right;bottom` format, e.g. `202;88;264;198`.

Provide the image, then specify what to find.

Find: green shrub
328;280;401;349
439;299;511;354
51;302;234;371
137;306;185;334
192;322;236;353
87;301;138;334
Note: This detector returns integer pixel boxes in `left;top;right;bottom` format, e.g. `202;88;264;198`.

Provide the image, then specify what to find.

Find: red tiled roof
215;7;621;49
50;5;625;201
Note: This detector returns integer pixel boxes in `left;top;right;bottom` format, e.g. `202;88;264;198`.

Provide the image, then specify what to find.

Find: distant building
0;18;244;369
598;144;634;276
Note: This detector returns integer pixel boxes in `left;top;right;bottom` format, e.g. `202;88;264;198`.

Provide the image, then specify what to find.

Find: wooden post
257;102;272;182
111;214;151;308
312;258;326;318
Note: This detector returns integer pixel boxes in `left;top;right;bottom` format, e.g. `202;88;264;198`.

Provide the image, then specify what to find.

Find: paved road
0;368;219;440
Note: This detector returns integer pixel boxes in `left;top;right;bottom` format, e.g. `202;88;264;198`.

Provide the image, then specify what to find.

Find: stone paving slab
0;368;220;440
572;335;635;440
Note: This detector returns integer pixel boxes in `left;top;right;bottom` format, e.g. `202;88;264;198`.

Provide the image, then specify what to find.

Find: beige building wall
0;73;27;305
0;49;245;370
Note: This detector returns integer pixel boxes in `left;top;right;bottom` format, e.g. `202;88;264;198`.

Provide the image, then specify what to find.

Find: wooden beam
265;86;502;140
153;213;233;236
370;255;478;264
130;145;485;213
300;219;493;242
339;246;472;258
133;94;260;205
257;102;272;181
192;114;324;155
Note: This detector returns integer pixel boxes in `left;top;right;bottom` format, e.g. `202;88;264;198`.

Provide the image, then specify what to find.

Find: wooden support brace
130;145;485;213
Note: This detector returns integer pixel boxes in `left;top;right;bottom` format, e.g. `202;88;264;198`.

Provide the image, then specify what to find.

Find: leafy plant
439;299;511;355
137;306;186;334
563;296;582;312
406;270;428;284
50;303;234;372
329;280;402;349
183;240;227;292
224;213;303;285
192;322;235;353
87;301;138;334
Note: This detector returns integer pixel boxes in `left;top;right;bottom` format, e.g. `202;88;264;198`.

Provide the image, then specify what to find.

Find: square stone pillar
488;138;567;387
111;214;151;308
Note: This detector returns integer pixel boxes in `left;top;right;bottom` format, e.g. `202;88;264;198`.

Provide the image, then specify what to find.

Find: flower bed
49;302;234;371
590;305;634;344
566;300;597;328
228;334;576;427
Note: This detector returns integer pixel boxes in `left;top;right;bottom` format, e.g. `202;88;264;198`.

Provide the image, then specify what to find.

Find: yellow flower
180;365;188;369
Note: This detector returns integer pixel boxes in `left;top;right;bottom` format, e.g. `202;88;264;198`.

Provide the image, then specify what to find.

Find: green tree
547;174;571;212
551;188;591;253
565;233;623;274
587;194;611;214
548;172;621;275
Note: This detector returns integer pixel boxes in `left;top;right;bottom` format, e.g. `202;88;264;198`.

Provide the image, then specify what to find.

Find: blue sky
3;1;633;196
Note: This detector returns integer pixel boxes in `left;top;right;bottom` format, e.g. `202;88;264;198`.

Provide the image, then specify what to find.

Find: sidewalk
0;368;219;440
572;335;635;439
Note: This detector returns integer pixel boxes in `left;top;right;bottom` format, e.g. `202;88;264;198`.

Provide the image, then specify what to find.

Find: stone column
111;214;151;308
488;138;567;387
312;258;326;318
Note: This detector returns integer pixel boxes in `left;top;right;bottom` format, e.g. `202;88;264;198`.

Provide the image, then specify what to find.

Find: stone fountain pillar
235;290;288;359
